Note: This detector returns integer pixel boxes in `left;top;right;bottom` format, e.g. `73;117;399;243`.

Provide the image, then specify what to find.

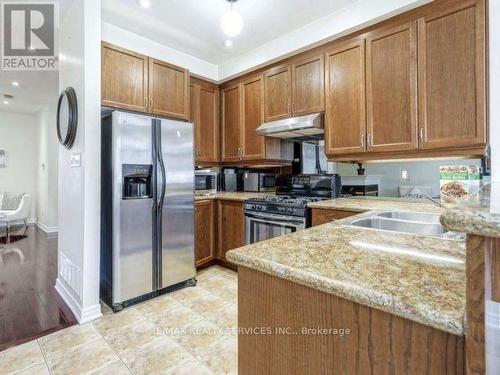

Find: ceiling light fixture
220;0;243;37
12;81;19;87
138;0;151;8
3;100;9;105
224;39;233;48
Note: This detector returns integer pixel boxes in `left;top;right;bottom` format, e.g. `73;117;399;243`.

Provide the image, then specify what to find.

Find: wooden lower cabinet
311;208;357;226
195;200;216;267
217;200;245;263
238;266;464;375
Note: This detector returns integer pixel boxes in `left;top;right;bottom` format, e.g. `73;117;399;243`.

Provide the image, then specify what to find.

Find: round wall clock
57;87;78;149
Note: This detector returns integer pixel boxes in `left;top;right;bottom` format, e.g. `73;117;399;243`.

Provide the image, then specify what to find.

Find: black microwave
195;171;218;194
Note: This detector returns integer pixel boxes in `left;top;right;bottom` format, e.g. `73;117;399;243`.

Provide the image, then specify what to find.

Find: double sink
344;210;457;239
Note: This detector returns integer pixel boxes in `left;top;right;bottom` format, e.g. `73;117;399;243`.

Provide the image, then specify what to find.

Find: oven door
245;211;305;245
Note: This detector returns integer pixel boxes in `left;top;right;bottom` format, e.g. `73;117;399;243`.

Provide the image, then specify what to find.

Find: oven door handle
245;213;305;227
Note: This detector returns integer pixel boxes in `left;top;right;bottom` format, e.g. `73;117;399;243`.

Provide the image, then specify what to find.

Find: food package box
439;165;482;203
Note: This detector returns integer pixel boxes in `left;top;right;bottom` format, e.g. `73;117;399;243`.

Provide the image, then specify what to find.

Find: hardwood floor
0;226;76;352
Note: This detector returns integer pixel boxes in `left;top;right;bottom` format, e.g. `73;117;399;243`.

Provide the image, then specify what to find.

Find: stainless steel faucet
424;195;446;209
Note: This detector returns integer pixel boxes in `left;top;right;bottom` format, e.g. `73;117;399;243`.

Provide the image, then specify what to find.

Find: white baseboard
79;304;104;324
55;278;103;324
36;221;59;233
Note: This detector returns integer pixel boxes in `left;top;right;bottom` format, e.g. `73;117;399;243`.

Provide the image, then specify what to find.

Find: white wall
101;22;218;81
56;0;102;324
35;103;59;231
0;111;37;218
102;0;430;82
0;109;59;227
218;0;431;80
336;159;483;197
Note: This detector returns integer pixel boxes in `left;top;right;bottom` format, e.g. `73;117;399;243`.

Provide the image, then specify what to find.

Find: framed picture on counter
0;150;6;168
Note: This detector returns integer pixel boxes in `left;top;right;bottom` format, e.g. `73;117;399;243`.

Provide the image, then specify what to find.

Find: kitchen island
227;198;466;374
441;184;500;374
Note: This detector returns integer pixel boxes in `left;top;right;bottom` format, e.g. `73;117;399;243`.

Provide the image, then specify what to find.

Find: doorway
0;71;76;351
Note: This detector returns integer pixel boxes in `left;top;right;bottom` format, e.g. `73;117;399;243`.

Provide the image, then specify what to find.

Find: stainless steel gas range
244;174;341;245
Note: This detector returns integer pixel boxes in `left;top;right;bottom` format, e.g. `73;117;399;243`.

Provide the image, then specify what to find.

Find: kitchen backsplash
334;159;484;198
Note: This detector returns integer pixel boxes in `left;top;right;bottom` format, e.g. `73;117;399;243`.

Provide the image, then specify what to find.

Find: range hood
256;112;324;140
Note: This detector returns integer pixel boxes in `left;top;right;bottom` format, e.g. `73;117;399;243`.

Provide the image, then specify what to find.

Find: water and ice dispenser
122;164;153;199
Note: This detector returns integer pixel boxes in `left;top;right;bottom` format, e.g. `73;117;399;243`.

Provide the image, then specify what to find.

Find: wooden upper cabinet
241;75;265;160
189;83;198;123
101;42;149;113
190;80;219;164
221;84;242;162
198;86;219;162
324;40;366;156
263;55;324;122
291;54;325;116
101;42;190;120
418;0;486;149
149;58;189;120
264;65;292;122
366;21;418;152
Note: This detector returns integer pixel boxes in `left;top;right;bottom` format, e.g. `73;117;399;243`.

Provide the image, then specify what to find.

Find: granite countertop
441;183;500;238
308;196;442;213
195;192;270;202
227;202;466;335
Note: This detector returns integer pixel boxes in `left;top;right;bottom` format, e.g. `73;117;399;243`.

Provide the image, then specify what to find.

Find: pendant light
220;0;243;37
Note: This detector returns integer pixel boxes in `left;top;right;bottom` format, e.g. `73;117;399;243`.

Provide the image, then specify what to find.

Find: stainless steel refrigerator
100;110;196;311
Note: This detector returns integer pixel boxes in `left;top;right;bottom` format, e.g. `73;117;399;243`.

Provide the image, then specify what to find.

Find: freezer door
112;111;154;303
157;118;196;288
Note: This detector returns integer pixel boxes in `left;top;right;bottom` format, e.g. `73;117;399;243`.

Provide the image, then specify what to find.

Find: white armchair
0;195;32;242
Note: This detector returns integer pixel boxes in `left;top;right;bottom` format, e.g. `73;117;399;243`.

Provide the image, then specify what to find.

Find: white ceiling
0;71;58;115
102;0;354;64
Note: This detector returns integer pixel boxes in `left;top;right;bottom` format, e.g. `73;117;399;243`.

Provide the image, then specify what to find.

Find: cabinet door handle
291;103;295;114
150;98;153;109
420;128;425;143
287;103;291;114
367;133;372;147
144;97;148;109
360;134;365;148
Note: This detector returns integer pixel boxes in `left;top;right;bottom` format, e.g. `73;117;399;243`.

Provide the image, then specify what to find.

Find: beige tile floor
0;266;238;375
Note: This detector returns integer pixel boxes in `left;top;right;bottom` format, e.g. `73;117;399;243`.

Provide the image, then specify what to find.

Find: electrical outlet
401;168;409;181
70;153;81;167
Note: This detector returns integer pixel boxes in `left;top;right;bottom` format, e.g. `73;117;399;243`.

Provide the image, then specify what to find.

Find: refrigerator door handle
157;130;167;211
